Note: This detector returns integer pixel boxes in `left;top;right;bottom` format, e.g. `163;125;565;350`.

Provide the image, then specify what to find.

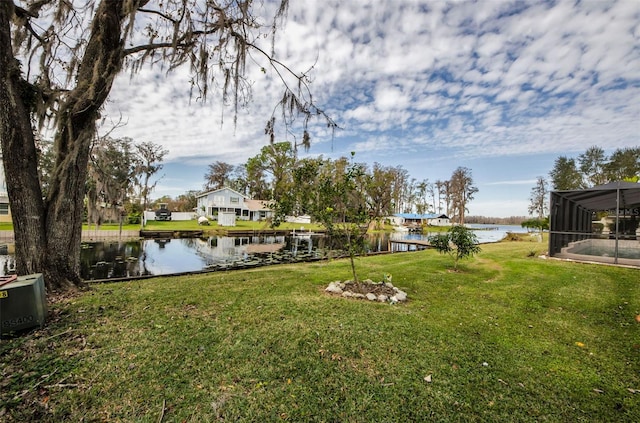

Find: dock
388;239;433;249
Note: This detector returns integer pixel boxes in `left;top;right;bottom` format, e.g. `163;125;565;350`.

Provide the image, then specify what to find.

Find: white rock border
325;280;408;304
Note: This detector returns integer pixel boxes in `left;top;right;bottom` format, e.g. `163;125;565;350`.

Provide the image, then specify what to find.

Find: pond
0;225;530;280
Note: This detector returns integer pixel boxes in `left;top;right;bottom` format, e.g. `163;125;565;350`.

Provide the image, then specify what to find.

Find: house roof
195;187;248;199
395;213;449;219
551;181;640;211
245;199;271;212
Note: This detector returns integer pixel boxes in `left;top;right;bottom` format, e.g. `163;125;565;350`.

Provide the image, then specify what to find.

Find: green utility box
0;274;47;337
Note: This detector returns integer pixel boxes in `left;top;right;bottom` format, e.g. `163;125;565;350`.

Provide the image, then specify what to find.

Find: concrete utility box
218;211;237;227
0;274;47;337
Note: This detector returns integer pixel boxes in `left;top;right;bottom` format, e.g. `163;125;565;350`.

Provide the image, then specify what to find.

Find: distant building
390;213;450;227
0;153;11;223
195;187;272;222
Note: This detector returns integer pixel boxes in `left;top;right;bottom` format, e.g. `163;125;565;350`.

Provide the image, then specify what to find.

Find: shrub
592;222;604;233
429;226;481;270
127;213;141;224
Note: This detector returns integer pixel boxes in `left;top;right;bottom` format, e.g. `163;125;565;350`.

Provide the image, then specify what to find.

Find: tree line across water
39;135;482;228
200;143;480;225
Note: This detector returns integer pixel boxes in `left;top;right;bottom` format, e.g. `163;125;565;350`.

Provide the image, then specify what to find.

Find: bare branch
137;7;177;24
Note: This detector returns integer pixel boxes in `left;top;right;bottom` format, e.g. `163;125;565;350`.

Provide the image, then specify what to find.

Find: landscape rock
325;279;408;304
325;282;343;294
394;290;408;302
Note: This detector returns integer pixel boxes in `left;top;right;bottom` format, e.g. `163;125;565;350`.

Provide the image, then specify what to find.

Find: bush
429;226;481;270
127;213;141;224
503;232;521;241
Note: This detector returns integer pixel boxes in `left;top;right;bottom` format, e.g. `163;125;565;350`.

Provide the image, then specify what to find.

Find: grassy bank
1;240;639;422
143;219;324;233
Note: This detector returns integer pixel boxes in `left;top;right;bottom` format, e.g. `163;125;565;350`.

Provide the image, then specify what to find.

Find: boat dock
388;239;433;249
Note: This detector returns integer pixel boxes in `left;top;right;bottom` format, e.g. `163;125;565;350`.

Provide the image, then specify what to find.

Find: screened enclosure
549;181;640;267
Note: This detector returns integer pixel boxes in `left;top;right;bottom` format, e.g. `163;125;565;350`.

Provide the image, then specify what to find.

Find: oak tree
135;141;168;212
0;0;334;291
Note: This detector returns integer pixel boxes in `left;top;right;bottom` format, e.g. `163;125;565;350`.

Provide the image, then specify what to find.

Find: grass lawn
1;240;639;422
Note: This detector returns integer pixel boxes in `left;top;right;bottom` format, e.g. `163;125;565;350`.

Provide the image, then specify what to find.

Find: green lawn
1;240;639;422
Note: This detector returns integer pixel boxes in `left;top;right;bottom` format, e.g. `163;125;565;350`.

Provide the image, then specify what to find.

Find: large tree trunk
0;3;48;279
0;1;129;291
45;0;127;290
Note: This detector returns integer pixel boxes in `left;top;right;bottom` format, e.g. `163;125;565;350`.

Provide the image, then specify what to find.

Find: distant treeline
466;216;527;225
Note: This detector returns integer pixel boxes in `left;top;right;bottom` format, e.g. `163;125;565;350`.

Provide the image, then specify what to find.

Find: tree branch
231;31;339;133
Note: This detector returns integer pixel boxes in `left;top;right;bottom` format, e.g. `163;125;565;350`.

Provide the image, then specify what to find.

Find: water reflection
80;235;337;280
0;225;527;280
0;244;16;276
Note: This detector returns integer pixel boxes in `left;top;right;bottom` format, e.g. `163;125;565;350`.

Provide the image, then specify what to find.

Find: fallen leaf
635;315;640;323
575;342;585;348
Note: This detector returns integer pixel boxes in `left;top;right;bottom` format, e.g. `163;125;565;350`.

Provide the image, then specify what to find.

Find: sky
103;0;640;218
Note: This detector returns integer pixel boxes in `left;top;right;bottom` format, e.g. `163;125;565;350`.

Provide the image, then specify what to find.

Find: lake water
0;225;529;280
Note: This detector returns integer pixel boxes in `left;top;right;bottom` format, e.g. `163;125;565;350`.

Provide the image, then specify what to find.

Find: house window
0;204;8;215
230;197;239;204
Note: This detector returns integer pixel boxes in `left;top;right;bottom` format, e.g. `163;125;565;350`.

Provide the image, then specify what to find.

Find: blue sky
104;0;640;217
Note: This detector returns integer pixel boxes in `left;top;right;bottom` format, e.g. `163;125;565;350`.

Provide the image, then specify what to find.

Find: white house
196;187;272;222
390;213;451;227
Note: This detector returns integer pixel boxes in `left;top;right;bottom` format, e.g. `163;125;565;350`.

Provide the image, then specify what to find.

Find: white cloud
97;0;639;216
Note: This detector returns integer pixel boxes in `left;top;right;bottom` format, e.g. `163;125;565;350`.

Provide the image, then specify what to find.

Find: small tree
521;217;549;233
527;176;549;241
429;226;481;271
272;153;372;284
